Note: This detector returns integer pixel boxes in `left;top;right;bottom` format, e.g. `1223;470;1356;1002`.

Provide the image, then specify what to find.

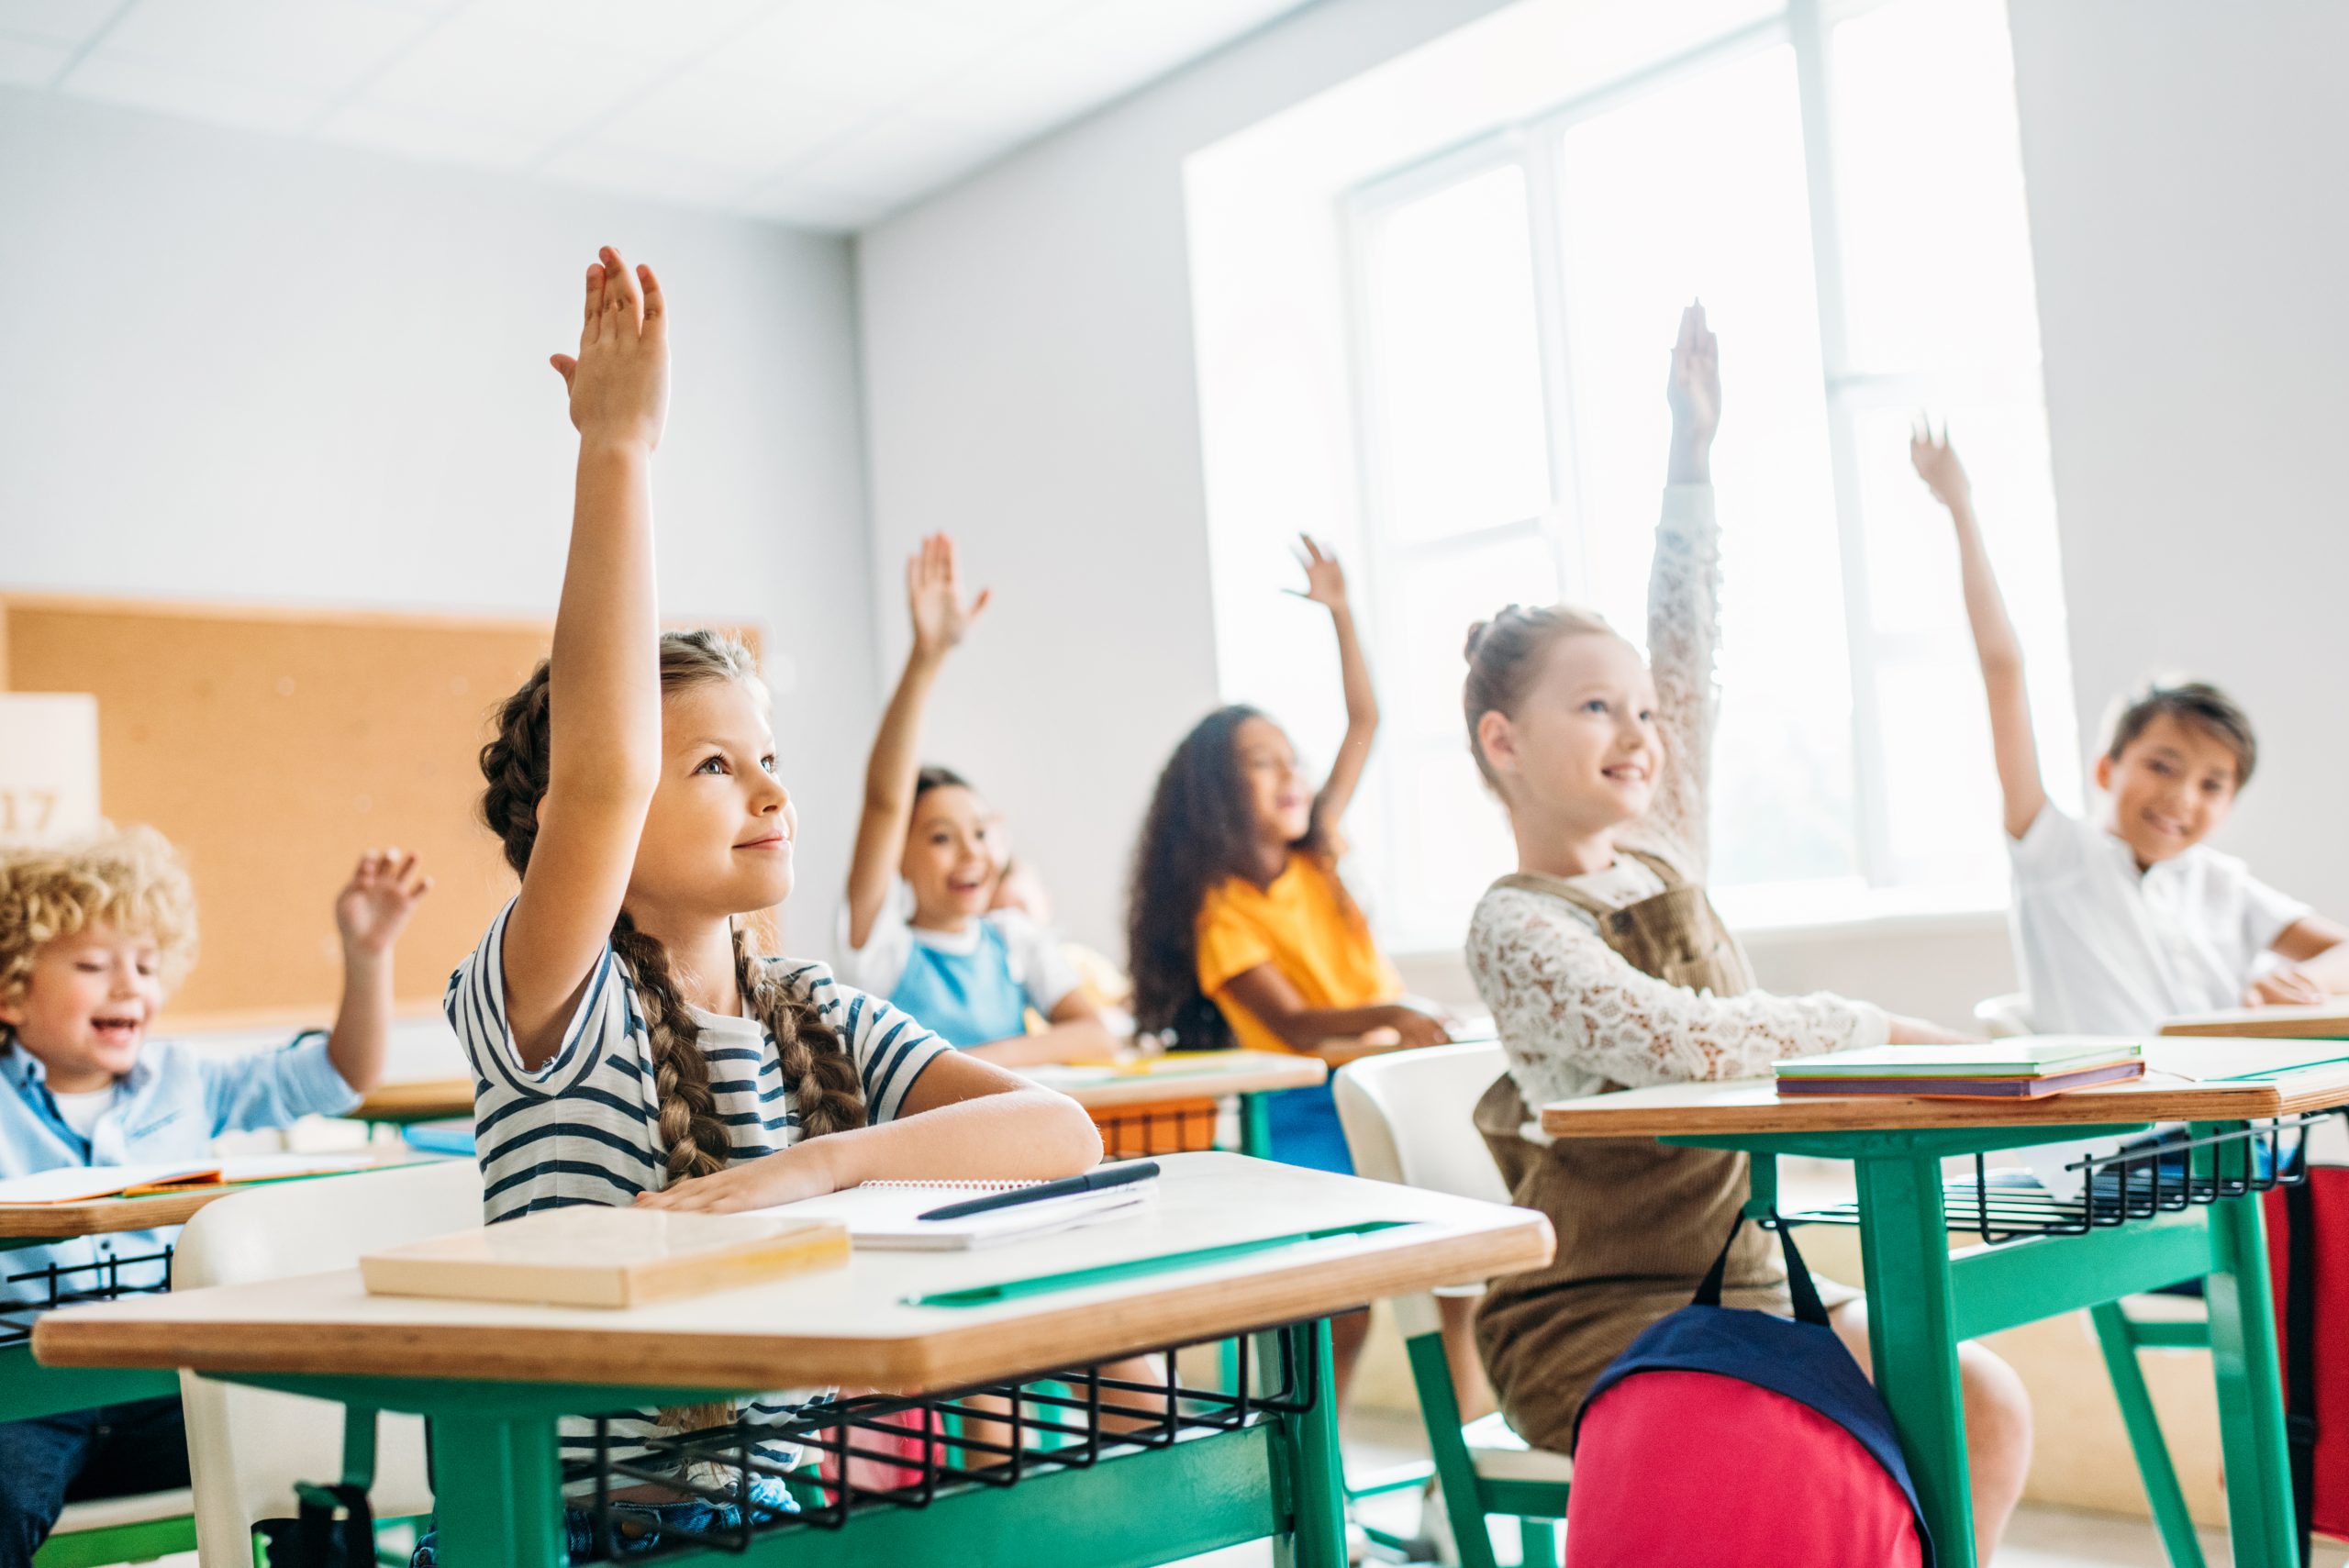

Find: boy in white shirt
1913;427;2349;1036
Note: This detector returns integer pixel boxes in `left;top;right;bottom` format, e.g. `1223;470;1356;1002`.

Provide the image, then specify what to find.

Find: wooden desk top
2161;1004;2349;1040
1026;1051;1326;1108
1540;1040;2349;1140
355;1055;1327;1127
0;1158;429;1240
351;1077;475;1121
32;1152;1551;1395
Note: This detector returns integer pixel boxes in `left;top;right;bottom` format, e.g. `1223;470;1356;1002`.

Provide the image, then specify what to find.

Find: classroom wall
2009;0;2349;921
857;0;1527;972
0;88;877;973
855;0;2021;1024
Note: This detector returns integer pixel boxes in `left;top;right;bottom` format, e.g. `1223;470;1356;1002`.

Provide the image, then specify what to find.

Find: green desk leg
1854;1154;1977;1566
1240;1093;1274;1160
1276;1319;1346;1568
428;1413;565;1568
2205;1184;2298;1568
2088;1302;2207;1568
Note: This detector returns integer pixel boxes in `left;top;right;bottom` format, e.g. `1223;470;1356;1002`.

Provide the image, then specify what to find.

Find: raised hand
1910;419;1973;515
1285;535;1351;615
1665;300;1721;451
334;849;433;962
549;245;668;451
907;533;991;657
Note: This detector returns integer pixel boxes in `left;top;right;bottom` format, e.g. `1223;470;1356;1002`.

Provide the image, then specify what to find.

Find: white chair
1974;993;2035;1038
172;1160;483;1567
1333;1044;1570;1568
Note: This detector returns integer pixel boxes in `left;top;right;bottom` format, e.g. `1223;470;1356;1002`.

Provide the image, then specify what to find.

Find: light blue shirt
0;1032;360;1320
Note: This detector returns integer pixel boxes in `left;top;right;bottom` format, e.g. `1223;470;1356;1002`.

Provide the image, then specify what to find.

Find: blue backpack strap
1695;1211;1830;1328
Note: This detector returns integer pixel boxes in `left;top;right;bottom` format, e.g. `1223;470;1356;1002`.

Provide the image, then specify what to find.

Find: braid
733;924;867;1139
478;661;555;880
611;914;730;1184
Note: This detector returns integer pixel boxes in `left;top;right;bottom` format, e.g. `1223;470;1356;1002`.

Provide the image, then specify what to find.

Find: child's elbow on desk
1024;1088;1107;1175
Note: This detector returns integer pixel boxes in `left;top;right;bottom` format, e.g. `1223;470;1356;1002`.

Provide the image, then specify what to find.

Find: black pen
918;1160;1162;1222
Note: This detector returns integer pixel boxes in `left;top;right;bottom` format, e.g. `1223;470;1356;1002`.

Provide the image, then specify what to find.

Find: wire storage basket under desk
1785;1112;2335;1245
573;1328;1316;1562
0;1243;174;1349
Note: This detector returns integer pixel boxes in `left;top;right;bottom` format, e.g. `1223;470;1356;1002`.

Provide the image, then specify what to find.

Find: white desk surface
33;1152;1550;1395
1540;1039;2349;1140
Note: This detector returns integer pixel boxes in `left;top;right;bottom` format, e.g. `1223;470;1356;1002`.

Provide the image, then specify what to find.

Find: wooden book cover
360;1208;849;1308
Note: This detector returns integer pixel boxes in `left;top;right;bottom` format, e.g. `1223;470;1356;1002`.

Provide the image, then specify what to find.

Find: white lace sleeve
1466;888;1888;1103
1643;484;1721;877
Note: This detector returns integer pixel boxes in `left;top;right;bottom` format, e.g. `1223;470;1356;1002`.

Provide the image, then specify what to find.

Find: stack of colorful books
1773;1040;2146;1100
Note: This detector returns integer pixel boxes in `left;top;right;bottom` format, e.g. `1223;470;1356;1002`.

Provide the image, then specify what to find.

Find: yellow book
360;1207;850;1308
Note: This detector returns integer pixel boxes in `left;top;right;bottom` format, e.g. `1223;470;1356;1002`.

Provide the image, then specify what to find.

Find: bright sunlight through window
1338;0;2078;948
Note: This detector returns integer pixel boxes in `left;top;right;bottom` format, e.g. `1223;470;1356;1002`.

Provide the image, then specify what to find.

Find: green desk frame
195;1319;1348;1568
1679;1118;2296;1568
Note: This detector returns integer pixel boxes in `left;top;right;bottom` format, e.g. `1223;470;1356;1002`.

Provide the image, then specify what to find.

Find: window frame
1334;0;2066;943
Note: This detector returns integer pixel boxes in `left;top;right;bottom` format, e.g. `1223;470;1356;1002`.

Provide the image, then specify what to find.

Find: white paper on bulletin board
0;694;101;844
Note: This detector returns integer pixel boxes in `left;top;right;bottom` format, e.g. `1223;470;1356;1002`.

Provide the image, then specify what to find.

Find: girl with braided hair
435;249;1099;1552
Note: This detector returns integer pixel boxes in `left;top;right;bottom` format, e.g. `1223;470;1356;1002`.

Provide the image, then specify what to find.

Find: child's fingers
969;587;992;619
550;353;577;388
582;261;606;343
638;262;664;334
603;246;640;328
390;850;420;885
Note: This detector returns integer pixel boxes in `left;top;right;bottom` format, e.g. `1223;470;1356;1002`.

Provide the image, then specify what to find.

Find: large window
1341;0;2078;950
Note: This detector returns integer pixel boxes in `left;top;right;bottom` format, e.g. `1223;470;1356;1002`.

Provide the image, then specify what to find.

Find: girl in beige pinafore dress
1458;312;1908;1453
1459;312;2032;1561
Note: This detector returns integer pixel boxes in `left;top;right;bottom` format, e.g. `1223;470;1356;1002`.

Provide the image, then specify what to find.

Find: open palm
334;850;432;960
907;533;990;655
1288;535;1349;612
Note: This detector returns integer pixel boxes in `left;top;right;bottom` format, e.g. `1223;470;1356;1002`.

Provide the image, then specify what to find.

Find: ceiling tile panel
60;49;329;132
0;0;125;50
95;0;429;97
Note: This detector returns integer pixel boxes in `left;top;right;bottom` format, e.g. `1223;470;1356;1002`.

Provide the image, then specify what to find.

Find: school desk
0;1162;429;1423
1541;1040;2349;1568
2163;1003;2349;1040
1026;1049;1326;1156
32;1151;1551;1568
392;1051;1331;1159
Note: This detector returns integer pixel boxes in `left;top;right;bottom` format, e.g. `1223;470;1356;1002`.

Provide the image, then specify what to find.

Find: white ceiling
0;0;1314;230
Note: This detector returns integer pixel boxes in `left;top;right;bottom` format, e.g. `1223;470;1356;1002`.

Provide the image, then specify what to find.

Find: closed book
360;1208;849;1308
1774;1039;2143;1080
1775;1060;2147;1100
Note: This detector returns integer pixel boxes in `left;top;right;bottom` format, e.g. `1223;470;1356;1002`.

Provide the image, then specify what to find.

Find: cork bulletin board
1;595;759;1028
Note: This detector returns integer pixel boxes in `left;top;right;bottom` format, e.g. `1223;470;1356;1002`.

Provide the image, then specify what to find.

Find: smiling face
1475;629;1660;834
626;677;796;921
0;925;165;1094
1233;716;1314;847
2096;712;2243;867
902;784;1001;928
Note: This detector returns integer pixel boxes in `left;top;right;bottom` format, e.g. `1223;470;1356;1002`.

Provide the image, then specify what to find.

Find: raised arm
1912;425;2046;840
501;248;670;1069
325;848;434;1092
1643;303;1724;868
844;535;990;950
1293;536;1379;843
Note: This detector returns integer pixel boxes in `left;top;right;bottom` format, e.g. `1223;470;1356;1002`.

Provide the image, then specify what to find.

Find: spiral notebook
758;1179;1152;1251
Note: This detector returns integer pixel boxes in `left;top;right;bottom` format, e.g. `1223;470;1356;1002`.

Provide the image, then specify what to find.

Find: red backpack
2267;1164;2349;1551
1564;1218;1932;1568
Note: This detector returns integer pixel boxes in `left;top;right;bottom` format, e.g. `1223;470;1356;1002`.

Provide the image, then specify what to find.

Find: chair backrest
1333;1043;1511;1205
173;1159;483;1567
1974;993;2035;1039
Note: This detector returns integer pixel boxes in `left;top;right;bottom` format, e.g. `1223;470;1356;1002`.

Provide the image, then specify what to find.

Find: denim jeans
409;1474;796;1564
0;1396;188;1568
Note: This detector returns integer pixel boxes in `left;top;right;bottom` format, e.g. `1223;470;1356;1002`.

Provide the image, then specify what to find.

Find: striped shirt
445;898;952;1481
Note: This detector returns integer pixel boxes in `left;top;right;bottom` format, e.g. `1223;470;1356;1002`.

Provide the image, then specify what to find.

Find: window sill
1387;881;2012;969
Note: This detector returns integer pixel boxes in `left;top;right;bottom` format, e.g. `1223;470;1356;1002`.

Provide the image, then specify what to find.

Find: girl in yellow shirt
1128;537;1469;1416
